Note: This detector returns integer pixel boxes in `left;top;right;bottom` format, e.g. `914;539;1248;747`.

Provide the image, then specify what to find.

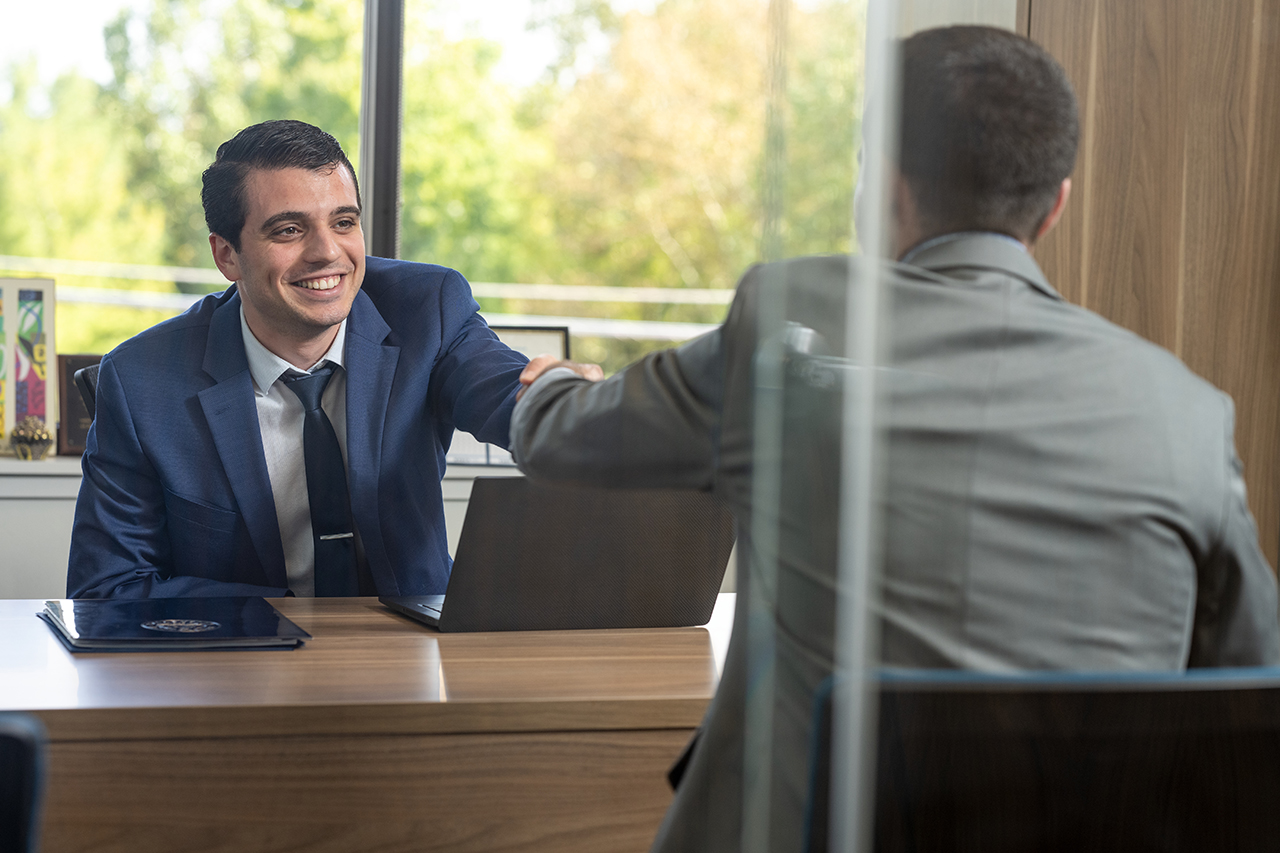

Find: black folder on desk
38;597;310;651
381;477;735;632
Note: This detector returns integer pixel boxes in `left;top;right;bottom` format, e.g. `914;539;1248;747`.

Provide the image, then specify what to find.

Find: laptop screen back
433;477;735;632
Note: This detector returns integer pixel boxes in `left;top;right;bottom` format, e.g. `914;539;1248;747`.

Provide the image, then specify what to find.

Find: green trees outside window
1;0;863;373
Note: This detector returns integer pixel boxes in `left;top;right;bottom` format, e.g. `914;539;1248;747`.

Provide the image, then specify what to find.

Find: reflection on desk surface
0;594;734;717
436;626;715;702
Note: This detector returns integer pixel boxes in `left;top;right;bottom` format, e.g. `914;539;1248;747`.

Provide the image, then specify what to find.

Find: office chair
0;713;47;853
73;364;100;420
805;670;1280;853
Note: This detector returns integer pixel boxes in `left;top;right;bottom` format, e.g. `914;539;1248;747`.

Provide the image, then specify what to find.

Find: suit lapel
198;291;288;588
342;291;401;592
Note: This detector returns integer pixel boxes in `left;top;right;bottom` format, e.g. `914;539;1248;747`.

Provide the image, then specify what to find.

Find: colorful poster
14;289;47;423
0;278;55;449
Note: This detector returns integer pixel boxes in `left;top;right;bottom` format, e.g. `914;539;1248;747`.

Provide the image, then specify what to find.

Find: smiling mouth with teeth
294;274;342;291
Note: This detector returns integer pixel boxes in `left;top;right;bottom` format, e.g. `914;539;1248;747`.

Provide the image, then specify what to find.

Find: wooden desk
0;596;733;853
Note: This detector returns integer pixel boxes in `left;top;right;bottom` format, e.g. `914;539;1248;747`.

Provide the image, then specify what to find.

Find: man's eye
335;218;358;230
273;226;301;237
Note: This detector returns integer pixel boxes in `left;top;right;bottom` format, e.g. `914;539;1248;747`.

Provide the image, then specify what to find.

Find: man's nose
304;227;342;261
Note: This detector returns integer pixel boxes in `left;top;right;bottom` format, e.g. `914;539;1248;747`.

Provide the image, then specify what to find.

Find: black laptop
380;477;735;632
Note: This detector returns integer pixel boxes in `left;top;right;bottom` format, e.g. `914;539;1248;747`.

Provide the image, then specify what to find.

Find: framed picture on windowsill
489;325;571;363
0;278;57;456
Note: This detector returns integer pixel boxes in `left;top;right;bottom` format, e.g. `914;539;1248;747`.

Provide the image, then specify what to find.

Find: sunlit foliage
0;0;864;363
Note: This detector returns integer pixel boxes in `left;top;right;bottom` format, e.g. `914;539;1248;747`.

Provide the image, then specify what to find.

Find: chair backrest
73;363;100;419
0;713;46;853
806;670;1280;853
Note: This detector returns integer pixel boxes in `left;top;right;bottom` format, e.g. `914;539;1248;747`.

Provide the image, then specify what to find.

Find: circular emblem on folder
141;619;221;633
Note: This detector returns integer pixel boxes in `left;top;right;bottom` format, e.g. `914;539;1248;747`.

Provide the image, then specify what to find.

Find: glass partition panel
745;1;1041;850
740;0;880;848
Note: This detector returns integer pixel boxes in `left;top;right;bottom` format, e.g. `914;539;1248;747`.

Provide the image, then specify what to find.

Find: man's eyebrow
259;211;307;232
259;206;361;233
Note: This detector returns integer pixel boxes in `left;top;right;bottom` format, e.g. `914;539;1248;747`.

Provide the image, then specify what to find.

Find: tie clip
319;533;355;541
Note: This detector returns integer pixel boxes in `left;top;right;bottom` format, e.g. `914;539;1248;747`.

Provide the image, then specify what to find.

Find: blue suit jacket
68;257;528;598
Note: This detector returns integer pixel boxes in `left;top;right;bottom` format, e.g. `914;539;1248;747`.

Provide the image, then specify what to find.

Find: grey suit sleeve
1187;400;1280;667
511;329;725;489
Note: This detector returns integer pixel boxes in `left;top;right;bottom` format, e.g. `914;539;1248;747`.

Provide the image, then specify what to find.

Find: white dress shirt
240;307;352;597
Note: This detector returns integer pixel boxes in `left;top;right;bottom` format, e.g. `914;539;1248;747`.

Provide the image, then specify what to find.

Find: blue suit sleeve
428;269;529;449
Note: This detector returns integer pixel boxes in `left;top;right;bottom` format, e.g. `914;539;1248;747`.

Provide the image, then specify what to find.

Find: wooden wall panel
1028;1;1280;566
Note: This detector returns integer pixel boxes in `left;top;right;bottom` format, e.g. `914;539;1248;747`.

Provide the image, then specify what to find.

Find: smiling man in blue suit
68;119;531;598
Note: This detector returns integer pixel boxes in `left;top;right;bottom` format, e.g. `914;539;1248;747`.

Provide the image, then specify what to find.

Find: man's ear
1033;178;1072;242
891;169;924;259
209;233;241;283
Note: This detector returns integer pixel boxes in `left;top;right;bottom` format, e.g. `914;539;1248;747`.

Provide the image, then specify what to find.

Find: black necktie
283;365;359;596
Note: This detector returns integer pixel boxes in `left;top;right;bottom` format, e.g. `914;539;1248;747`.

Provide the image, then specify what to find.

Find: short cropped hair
898;26;1079;242
201;119;360;252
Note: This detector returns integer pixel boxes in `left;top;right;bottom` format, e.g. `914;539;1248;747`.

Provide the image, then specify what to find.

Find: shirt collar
239;304;348;397
900;231;1027;265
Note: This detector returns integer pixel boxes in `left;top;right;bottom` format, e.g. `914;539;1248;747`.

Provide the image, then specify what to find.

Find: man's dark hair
898;26;1079;242
201;119;360;252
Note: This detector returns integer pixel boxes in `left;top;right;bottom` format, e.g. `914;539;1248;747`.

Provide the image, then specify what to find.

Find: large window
1;0;861;372
401;0;863;371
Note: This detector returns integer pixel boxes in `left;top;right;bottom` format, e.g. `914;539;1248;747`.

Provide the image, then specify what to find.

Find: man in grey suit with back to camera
510;25;1280;853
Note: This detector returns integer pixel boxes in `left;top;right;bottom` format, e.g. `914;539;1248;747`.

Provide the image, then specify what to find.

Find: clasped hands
517;354;605;401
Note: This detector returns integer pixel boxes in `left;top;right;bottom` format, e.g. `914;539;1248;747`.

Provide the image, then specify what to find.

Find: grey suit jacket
511;234;1280;852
